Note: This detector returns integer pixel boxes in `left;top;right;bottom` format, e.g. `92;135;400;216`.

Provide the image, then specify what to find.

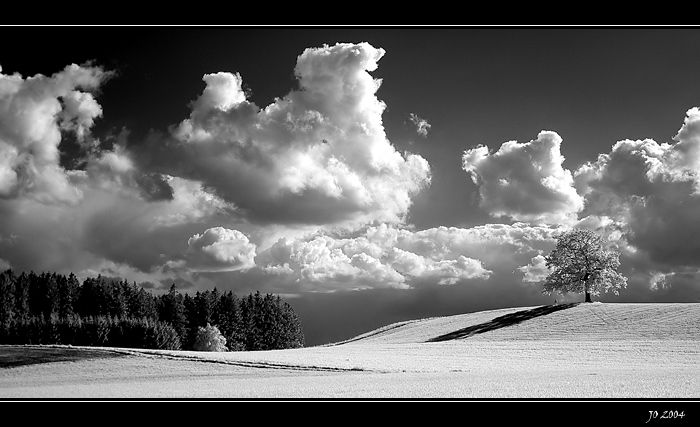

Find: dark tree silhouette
0;270;304;351
0;270;16;326
158;284;188;343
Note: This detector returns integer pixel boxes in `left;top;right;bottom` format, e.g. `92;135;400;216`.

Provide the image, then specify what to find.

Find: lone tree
542;228;627;303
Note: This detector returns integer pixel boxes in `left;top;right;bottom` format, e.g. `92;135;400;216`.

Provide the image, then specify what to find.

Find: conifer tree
158;284;188;343
218;290;245;351
56;273;80;318
129;283;158;319
278;297;305;349
41;273;60;320
27;271;43;318
109;279;130;318
13;272;30;321
77;276;106;317
0;270;16;326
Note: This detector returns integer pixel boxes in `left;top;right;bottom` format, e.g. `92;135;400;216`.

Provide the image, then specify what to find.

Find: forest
0;269;305;351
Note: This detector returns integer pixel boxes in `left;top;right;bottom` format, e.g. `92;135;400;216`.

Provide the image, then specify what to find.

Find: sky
2;26;700;345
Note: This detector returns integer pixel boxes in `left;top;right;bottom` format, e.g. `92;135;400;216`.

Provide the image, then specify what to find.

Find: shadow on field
0;346;127;368
427;303;580;342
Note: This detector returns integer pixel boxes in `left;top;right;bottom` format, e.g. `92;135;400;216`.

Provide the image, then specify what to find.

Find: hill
329;302;700;345
89;301;699;374
1;302;698;398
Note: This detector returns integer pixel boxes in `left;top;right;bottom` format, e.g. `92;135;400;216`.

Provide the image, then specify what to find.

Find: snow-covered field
1;302;699;399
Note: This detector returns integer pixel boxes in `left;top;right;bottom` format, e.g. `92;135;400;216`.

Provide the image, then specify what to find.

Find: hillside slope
109;302;700;374
330;302;700;345
2;302;699;398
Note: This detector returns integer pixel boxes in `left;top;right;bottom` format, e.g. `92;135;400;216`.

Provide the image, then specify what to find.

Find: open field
1;302;699;399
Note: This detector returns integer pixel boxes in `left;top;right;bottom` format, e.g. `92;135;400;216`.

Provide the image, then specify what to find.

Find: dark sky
2;26;700;345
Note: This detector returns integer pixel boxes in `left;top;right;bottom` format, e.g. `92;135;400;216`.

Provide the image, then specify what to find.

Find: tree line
0;269;304;351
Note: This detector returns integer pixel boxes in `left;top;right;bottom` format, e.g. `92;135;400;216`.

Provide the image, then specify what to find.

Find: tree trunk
583;279;592;302
581;274;593;303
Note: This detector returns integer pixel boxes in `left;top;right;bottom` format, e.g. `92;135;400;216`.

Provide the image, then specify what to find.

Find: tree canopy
0;269;304;351
542;228;627;302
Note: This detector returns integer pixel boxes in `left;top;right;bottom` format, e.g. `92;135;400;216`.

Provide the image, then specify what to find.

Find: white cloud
194;72;247;112
517;254;550;283
462;131;584;225
185;227;257;272
142;42;431;227
252;222;562;292
669;107;700;172
409;113;431;137
14;44;693;301
256;234;405;291
0;63;112;204
388;248;489;285
573;106;700;275
0;46;431;293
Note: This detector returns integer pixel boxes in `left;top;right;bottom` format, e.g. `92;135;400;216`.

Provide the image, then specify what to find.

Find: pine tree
0;269;16;326
260;293;281;349
109;279;130;318
240;292;262;350
209;287;221;326
27;271;43;318
13;272;30;321
195;290;213;327
129;282;158;319
218;290;245;351
158;284;188;344
77;276;105;317
56;273;80;318
41;273;60;320
279;298;305;349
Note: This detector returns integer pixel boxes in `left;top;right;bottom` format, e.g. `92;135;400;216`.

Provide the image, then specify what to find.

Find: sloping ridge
329;303;580;346
427;303;580;342
333;302;700;346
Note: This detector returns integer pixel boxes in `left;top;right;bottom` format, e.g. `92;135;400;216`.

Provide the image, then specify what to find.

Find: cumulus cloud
0;63;112;204
0;44;434;296
253;222;562;292
184;227;257;272
14;42;689;304
140;42;431;227
256;233;408;291
574;108;700;272
0;157;245;279
389;248;488;285
517;254;550;283
541;106;700;303
72;136;174;202
462;131;584;225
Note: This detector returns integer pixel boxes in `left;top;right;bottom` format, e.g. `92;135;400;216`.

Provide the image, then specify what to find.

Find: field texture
1;302;698;399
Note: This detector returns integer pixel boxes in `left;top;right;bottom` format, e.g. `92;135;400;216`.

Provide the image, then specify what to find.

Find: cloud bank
0;43;435;294
1;41;698;309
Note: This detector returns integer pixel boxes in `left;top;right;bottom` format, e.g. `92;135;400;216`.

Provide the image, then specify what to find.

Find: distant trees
239;291;305;351
0;269;305;351
542;228;628;302
159;284;188;344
